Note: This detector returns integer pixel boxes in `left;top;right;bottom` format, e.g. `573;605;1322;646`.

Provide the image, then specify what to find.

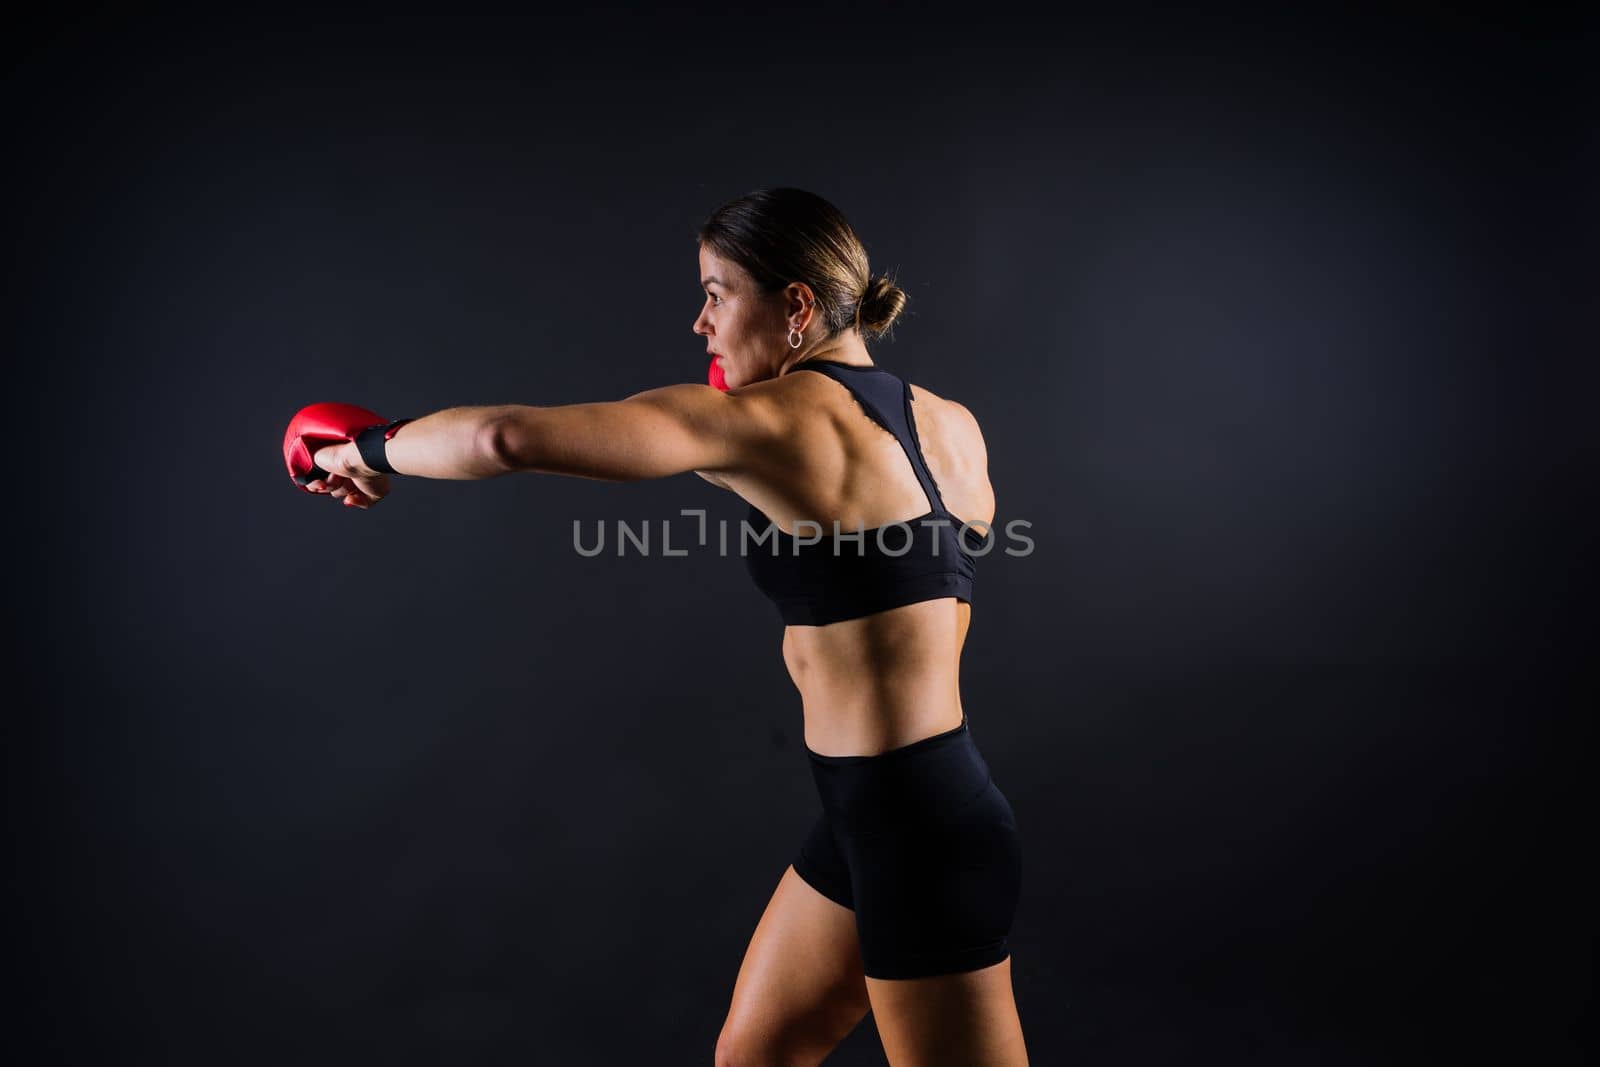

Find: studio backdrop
8;7;1588;1065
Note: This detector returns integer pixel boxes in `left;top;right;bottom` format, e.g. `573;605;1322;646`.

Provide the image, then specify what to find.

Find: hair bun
856;274;908;338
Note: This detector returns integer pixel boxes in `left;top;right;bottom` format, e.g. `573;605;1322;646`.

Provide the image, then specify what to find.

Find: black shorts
791;714;1023;980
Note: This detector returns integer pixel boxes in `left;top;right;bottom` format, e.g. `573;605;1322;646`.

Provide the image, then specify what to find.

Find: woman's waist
804;712;995;833
784;609;964;744
798;682;965;757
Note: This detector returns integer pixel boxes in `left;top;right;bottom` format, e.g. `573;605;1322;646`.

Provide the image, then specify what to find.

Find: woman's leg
832;750;1027;1066
866;957;1029;1066
715;863;871;1067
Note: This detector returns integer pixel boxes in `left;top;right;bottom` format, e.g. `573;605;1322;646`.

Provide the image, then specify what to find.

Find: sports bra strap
792;361;951;517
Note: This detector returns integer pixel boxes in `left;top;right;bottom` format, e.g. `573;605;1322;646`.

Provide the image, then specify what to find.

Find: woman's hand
307;441;391;509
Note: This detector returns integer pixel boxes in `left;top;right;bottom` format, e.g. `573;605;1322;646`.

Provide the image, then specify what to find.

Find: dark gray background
7;6;1591;1064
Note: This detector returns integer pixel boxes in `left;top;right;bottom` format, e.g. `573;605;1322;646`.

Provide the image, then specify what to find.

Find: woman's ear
785;282;817;328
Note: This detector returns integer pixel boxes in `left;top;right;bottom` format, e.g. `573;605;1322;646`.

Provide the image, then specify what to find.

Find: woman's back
710;358;996;756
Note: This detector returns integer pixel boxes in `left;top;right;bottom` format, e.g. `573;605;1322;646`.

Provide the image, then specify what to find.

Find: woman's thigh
866;956;1029;1067
717;863;871;1065
845;780;1022;982
845;780;1029;1064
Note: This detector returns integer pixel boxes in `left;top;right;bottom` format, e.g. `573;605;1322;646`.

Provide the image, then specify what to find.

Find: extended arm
380;405;509;480
307;384;772;505
298;405;504;508
478;383;770;481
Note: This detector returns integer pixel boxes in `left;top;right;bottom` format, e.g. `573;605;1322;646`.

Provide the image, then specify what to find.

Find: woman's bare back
704;364;996;755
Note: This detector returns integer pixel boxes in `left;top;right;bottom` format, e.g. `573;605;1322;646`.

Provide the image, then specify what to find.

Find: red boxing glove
282;402;406;493
708;354;729;392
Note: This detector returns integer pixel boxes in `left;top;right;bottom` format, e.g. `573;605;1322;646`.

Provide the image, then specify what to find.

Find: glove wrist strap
354;419;413;474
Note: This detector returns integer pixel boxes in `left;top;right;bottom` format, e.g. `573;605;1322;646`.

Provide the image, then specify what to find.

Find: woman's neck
780;333;872;376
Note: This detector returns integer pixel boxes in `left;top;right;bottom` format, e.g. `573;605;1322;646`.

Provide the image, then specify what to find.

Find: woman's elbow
475;405;673;482
478;411;535;474
479;407;608;478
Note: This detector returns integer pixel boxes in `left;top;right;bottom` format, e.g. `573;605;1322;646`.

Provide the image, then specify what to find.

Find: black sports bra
743;360;994;626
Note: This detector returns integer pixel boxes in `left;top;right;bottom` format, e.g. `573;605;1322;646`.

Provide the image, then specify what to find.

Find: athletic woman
295;188;1028;1066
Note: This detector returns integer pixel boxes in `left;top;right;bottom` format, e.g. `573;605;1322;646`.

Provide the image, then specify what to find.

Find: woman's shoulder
907;381;987;456
905;381;994;527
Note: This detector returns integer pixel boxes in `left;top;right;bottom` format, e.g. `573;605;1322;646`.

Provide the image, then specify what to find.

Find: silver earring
787;328;803;349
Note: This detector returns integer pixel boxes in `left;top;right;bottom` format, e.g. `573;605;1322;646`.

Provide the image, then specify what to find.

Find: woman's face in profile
693;245;783;389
